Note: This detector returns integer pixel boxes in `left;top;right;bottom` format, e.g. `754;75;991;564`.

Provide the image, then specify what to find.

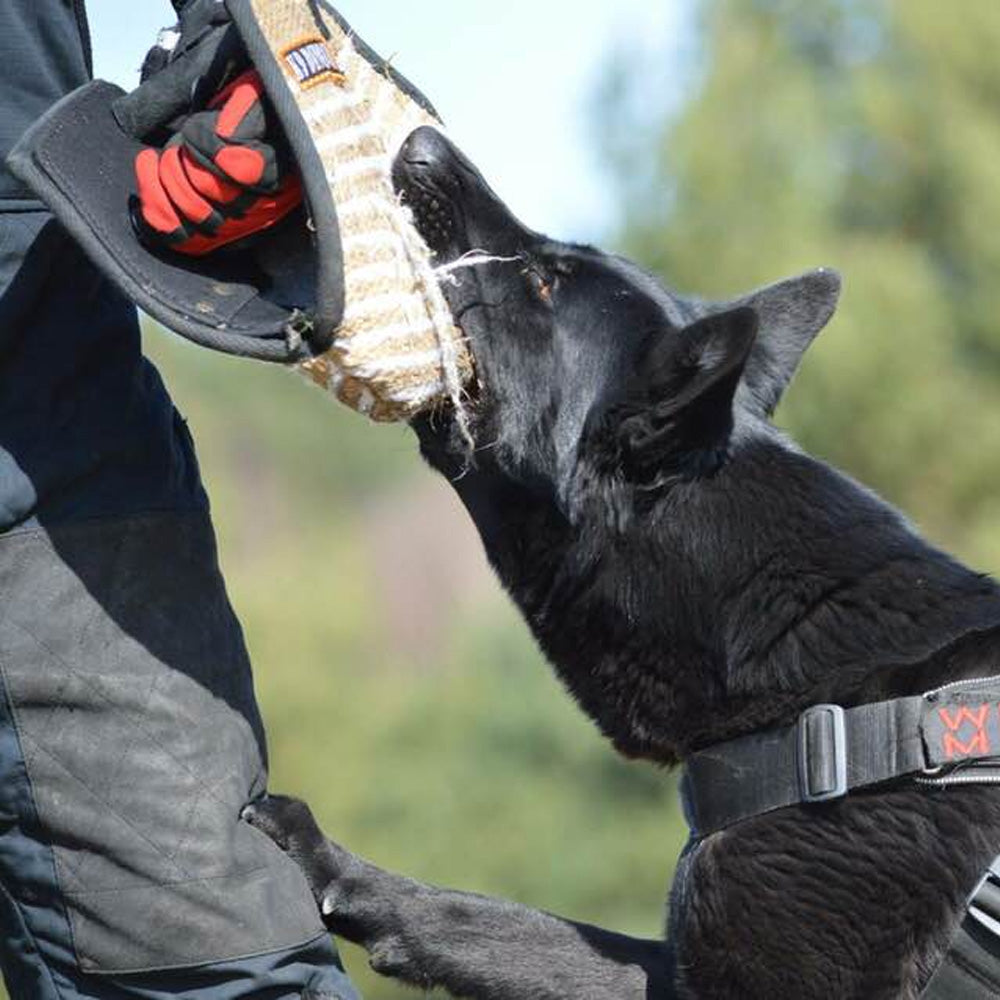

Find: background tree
599;0;1000;571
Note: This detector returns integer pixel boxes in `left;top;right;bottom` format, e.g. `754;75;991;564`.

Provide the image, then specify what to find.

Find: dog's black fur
246;127;1000;999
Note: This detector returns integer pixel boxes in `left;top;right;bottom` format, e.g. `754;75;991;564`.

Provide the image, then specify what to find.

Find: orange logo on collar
939;704;992;759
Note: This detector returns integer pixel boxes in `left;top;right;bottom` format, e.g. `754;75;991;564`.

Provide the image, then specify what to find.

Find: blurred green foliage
7;2;1000;998
599;0;1000;575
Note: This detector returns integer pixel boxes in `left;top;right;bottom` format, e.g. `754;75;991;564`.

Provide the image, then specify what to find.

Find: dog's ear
723;268;842;416
618;306;759;479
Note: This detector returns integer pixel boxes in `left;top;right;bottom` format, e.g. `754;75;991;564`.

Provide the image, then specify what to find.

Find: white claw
322;894;336;916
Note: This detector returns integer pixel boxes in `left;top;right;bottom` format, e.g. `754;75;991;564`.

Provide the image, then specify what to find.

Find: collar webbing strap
683;681;1000;837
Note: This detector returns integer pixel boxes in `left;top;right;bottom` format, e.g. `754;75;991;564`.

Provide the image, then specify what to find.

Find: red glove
134;70;303;257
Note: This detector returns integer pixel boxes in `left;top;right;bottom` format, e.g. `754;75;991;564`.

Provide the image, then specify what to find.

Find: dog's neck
464;429;1000;763
678;433;1000;738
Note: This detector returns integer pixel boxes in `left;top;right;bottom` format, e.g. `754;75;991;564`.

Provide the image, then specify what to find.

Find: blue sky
89;1;687;240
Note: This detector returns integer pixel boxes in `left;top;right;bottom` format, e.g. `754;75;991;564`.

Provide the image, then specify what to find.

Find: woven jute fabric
249;0;472;422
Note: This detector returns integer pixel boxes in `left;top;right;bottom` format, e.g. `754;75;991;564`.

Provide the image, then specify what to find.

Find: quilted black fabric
0;513;324;973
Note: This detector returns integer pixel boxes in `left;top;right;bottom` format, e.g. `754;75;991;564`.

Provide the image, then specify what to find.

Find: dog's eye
523;264;554;304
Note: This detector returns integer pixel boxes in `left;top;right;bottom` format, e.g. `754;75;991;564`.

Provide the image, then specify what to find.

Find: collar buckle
798;704;848;803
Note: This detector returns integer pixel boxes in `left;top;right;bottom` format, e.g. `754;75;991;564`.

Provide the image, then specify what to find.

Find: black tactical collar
682;674;1000;838
682;675;1000;998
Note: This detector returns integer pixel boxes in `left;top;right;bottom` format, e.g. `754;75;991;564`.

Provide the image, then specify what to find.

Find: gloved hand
9;0;345;364
127;0;304;257
133;69;303;256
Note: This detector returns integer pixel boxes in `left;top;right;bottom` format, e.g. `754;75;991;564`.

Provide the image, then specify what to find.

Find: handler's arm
0;1;92;213
0;0;207;531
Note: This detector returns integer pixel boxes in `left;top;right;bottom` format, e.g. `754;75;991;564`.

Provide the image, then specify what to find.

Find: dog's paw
247;796;415;953
243;794;324;851
243;794;348;905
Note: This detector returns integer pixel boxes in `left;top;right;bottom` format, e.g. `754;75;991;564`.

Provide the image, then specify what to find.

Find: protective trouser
0;3;358;998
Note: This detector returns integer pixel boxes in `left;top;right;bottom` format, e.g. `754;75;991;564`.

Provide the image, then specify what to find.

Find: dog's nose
397;125;454;171
393;126;458;199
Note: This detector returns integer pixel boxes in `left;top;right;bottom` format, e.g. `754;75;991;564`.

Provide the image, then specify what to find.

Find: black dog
246;127;1000;999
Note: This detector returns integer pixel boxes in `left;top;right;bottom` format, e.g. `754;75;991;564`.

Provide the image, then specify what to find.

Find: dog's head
395;128;841;522
393;128;848;757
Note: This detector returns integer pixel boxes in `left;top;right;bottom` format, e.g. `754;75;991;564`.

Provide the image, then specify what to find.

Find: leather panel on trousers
0;513;324;973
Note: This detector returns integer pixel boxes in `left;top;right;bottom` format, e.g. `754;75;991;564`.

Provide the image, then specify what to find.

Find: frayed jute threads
433;250;522;286
249;0;476;430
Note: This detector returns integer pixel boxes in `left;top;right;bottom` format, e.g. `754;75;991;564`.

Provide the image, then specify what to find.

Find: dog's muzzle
393;127;468;260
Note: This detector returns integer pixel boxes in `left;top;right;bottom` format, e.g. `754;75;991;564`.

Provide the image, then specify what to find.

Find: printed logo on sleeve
281;37;345;90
